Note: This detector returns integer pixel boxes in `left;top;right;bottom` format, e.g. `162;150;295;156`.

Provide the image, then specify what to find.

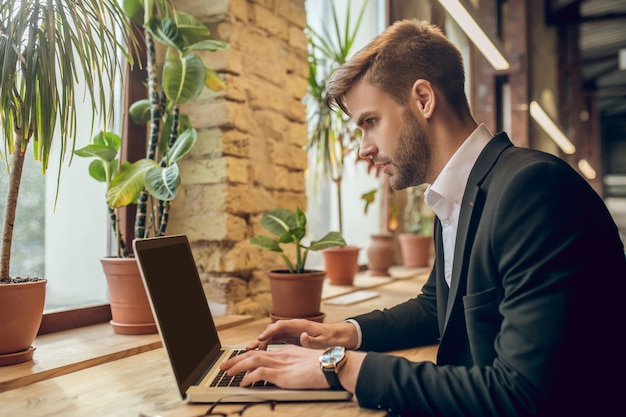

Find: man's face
347;79;430;190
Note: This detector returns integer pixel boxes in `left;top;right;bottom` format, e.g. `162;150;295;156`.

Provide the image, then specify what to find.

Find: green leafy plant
74;125;195;247
305;0;367;234
75;0;228;257
250;208;346;274
0;0;137;281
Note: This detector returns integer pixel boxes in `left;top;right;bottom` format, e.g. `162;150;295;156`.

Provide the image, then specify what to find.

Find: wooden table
0;269;436;417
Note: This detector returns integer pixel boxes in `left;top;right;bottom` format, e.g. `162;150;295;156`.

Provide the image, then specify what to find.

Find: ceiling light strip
529;101;576;155
577;159;597;180
438;0;510;70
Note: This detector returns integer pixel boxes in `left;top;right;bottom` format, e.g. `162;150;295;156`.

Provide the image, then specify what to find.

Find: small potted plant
250;207;346;322
74;0;228;334
74;128;198;334
398;184;435;268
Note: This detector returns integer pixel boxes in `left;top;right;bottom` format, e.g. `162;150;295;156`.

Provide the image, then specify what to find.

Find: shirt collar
425;124;493;214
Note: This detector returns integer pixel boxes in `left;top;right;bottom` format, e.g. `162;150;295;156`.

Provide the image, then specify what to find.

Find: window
0;63;124;318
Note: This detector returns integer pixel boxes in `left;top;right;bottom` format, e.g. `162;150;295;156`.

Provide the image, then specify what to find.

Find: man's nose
358;133;377;160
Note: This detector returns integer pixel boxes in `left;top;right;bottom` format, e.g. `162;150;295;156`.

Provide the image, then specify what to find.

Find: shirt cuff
345;319;362;350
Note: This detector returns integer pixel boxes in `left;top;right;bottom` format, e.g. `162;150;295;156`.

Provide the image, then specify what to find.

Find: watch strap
322;366;343;390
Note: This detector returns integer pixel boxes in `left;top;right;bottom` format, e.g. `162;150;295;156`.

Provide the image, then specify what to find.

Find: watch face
321;346;345;366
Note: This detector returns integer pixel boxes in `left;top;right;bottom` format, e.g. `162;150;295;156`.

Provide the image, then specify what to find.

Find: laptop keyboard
210;349;275;388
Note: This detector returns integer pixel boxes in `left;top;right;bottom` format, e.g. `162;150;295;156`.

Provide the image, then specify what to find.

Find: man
221;20;626;416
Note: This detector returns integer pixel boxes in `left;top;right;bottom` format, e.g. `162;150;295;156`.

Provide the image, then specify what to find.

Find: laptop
133;234;353;403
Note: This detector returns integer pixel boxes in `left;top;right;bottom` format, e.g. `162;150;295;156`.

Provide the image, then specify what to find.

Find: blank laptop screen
134;235;221;397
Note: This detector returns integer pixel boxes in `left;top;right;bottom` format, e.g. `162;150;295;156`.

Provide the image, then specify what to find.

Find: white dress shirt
424;123;493;287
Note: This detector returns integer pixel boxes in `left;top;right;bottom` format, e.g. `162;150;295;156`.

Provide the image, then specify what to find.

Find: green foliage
404;185;434;236
0;0;136;172
76;127;198;207
75;0;228;257
305;0;367;234
250;208;346;274
0;0;137;279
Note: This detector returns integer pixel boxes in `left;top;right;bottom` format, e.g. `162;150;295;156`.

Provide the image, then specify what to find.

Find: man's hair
326;19;470;118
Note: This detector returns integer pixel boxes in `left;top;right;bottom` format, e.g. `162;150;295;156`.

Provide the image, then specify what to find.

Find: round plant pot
0;278;47;366
322;246;361;285
366;234;396;276
100;257;157;335
268;270;326;320
398;233;433;268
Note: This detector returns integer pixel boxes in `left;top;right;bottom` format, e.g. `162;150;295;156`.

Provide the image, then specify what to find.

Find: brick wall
167;0;309;318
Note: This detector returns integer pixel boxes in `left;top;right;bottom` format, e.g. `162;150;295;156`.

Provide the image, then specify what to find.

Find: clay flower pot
366;234;396;276
268;270;326;322
398;233;433;268
322;246;361;285
0;278;47;366
100;257;157;335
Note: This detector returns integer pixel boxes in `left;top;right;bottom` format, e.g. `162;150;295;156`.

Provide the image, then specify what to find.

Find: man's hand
220;345;328;389
245;319;360;351
219;344;366;393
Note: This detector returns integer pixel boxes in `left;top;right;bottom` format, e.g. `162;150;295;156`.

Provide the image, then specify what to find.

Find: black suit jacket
352;133;626;416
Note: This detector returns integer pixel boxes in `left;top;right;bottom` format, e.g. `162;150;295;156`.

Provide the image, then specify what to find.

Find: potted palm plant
74;0;228;335
250;207;346;322
398;184;435;268
306;0;367;285
0;0;136;365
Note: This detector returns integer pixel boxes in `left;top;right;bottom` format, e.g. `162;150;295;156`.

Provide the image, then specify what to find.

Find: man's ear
411;79;435;119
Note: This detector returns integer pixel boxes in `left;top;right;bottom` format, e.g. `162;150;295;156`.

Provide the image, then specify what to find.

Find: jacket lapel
442;133;513;327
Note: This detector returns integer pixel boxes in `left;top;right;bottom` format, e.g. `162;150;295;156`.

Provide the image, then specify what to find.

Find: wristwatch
319;346;346;390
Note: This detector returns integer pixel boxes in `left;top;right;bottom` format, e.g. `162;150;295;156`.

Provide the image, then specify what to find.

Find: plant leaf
188;39;230;53
128;99;152;126
146;17;182;50
144;164;180;201
167;127;197;164
205;67;226;91
250;235;283;253
87;160;108;183
74;142;118;161
261;208;297;237
163;52;206;104
278;226;305;244
309;232;346;251
174;11;211;45
106;159;157;208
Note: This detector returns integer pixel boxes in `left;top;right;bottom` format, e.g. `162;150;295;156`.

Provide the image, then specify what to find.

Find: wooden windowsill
0;314;253;393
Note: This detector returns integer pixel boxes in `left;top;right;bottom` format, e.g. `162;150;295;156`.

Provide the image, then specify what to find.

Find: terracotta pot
398;233;433;268
0;278;46;366
268;270;326;320
100;257;157;335
322;246;361;285
366;234;395;276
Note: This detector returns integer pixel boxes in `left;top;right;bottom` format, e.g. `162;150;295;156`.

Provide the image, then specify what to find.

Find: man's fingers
300;331;333;349
245;340;260;350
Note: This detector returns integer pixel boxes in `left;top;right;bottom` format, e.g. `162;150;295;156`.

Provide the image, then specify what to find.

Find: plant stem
135;32;160;240
281;254;295;273
157;201;170;236
335;176;343;235
0;130;27;280
108;207;129;257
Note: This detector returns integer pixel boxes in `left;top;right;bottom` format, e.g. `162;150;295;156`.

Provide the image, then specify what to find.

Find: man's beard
387;109;431;190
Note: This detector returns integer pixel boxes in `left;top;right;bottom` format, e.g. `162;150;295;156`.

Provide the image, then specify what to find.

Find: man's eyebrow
355;111;373;128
